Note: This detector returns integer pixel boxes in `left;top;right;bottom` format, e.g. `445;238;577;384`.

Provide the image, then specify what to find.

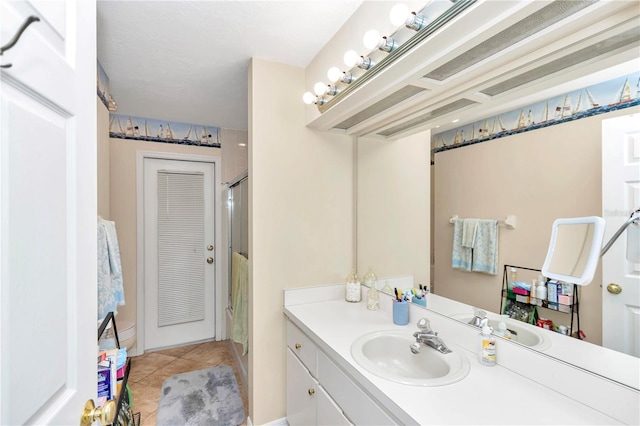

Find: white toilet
116;320;137;354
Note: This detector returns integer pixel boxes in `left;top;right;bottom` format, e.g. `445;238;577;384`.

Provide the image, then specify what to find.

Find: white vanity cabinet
286;320;399;426
286;321;353;426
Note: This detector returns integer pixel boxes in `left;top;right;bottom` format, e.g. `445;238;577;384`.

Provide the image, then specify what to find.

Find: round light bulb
343;50;359;68
313;82;327;96
327;67;342;83
302;92;315;105
389;4;410;26
363;29;381;50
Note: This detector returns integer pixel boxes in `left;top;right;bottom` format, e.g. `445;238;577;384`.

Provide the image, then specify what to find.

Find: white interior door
602;113;640;357
144;158;216;350
0;1;97;424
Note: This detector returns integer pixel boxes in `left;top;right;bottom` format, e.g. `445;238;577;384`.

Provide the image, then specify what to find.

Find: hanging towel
231;252;249;356
471;219;499;275
452;219;472;271
461;219;479;248
98;220;125;320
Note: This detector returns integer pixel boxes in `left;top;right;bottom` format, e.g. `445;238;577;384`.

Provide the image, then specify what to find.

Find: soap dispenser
478;319;496;366
495;315;512;340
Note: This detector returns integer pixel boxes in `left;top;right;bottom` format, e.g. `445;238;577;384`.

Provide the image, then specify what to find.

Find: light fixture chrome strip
377;98;477;137
317;0;477;114
423;0;597;81
333;85;426;130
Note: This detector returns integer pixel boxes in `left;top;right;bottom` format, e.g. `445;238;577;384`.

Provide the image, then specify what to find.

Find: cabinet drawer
287;321;318;377
318;351;396;426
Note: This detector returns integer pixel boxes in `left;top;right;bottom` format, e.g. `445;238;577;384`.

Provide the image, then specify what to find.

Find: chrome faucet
410;318;452;354
468;308;487;327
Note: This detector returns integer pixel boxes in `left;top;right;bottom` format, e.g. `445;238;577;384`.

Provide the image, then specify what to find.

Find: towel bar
449;214;516;229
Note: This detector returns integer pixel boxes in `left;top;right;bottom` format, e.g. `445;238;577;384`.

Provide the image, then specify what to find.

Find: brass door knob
308;388;315;396
80;399;116;426
207;245;214;251
207;257;214;264
607;283;622;294
295;343;301;349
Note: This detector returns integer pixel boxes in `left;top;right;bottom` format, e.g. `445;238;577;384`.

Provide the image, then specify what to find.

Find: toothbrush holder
412;297;427;308
392;300;409;325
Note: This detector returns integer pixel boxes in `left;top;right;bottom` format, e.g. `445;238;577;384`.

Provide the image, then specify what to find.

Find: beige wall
220;128;248;183
249;58;354;423
357;131;431;287
433;106;640;345
97;99;110;219
108;138;221;325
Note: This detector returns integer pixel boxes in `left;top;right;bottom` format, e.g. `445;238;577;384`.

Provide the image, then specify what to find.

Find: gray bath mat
156;365;246;426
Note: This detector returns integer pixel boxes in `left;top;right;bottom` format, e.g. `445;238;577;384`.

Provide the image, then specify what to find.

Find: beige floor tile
127;363;158;383
134;352;178;369
139;410;156;426
132;399;160;423
180;341;229;363
153;342;201;358
129;381;162;404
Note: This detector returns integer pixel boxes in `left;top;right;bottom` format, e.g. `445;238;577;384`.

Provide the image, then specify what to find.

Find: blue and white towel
471;219;499;275
98;220;125;320
452;219;472;271
461;219;479;248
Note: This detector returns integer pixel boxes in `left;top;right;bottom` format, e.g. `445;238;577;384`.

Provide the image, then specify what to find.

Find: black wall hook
1;15;40;69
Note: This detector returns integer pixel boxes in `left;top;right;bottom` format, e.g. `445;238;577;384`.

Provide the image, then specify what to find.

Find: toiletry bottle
345;270;361;302
496;315;511;340
363;267;377;289
478;320;496;366
366;282;380;311
536;280;547;301
508;267;518;290
381;280;393;296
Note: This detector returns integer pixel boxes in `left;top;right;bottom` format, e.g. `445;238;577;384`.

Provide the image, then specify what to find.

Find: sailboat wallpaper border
433;72;640;152
109;113;221;148
97;61;112;110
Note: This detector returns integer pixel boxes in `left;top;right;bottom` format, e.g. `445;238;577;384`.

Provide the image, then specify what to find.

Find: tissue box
547;282;558;303
558;294;571;305
513;287;529;296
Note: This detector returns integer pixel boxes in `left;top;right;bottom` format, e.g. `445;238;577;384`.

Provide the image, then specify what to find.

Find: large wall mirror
356;107;640;390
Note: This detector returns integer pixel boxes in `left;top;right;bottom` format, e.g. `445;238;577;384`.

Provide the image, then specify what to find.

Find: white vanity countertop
284;291;622;425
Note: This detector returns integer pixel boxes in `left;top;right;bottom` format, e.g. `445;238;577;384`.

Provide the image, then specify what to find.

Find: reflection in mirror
542;217;605;286
358;109;640;391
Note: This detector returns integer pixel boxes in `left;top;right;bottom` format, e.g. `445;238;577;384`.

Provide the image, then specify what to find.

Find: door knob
207;245;213;251
607;283;622;294
80;399;116;426
207;257;214;264
308;388;315;396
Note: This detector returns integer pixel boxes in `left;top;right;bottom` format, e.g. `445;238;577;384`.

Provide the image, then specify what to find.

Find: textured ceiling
97;1;364;130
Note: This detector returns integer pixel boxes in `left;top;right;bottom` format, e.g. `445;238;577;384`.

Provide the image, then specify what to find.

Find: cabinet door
287;349;317;426
317;386;353;426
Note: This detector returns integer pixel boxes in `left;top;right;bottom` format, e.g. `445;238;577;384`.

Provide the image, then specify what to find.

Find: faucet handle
473;308;487;319
416;317;432;332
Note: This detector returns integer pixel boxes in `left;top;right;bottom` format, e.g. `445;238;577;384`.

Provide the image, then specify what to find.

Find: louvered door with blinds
144;158;216;350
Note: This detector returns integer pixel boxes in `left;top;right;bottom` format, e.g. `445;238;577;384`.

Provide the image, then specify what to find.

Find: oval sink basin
350;330;470;386
451;314;550;350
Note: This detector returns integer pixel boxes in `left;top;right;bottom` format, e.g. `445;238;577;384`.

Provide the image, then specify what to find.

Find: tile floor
126;340;248;426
